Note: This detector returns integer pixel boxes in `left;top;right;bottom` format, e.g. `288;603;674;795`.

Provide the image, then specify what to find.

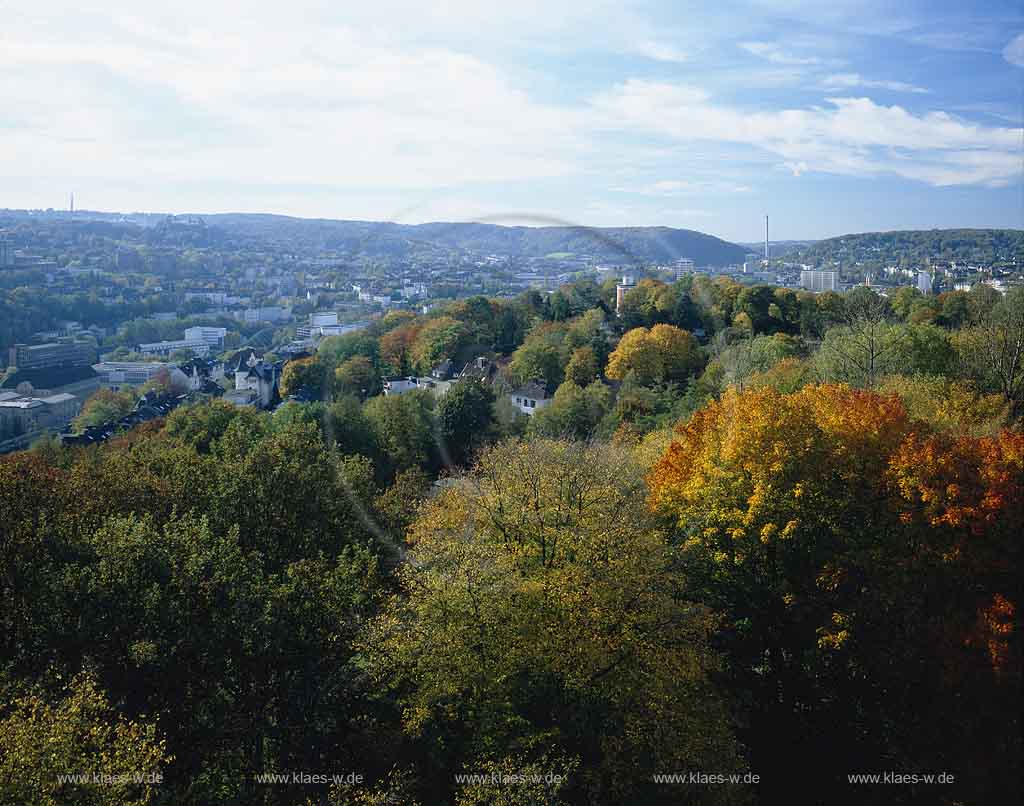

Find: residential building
917;270;934;295
233;360;280;409
458;356;497;383
800;269;840;293
510;380;550;415
0;237;13;268
615;273;636;316
675;258;695;280
8;339;97;370
177;357;226;393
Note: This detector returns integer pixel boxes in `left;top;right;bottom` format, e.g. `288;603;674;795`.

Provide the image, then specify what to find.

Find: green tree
363;389;439;475
411;316;470;374
334;355;380;398
366;439;745;804
0;672;169;806
280;355;329;399
564;345;598;387
435;379;496;467
73;389;137;432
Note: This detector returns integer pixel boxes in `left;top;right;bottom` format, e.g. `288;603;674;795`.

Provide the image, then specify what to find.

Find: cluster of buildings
383;356;551;417
135;326;227;358
0;390;80;450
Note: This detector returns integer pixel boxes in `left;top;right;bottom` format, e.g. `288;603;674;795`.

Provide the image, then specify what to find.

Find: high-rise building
0;236;13;268
615;273;636;315
675;258;695;280
917;270;934;295
800;269;840;293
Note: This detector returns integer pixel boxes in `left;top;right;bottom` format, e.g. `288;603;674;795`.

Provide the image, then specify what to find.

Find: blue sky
1;0;1021;241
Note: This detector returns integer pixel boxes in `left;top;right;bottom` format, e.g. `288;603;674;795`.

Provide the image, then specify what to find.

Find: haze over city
2;0;1022;241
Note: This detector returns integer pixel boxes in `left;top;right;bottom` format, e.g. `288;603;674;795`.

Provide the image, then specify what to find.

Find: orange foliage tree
649;384;1021;803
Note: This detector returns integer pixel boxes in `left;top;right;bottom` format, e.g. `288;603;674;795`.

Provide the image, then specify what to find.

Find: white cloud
0;7;591;190
0;0;1019;222
635;41;688;63
617;179;753;195
739;41;821;65
1004;33;1024;67
592;79;1023;186
822;73;929;94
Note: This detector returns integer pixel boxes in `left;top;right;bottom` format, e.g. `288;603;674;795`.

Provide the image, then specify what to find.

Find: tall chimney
764;215;769;261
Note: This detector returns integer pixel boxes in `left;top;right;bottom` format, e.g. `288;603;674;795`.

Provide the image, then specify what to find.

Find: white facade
675;258;695;280
917;270;934;295
509;382;550;415
136;339;210;358
310;311;339;328
242;306;290;323
93;361;187;390
184;326;227;348
800;269;839;293
383;378;418;396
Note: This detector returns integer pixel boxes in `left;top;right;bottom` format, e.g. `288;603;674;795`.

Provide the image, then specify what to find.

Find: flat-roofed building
800;269;840;293
183;326;228;349
136;339;210;358
8;339;97;370
93;361;188;391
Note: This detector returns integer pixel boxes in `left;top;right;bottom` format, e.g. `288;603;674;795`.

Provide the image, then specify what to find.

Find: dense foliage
2;276;1021;804
794;228;1024;270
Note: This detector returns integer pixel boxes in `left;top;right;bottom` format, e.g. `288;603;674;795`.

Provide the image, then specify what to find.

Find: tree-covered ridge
201;216;750;265
2;209;749;264
794;228;1024;268
2;275;1022;804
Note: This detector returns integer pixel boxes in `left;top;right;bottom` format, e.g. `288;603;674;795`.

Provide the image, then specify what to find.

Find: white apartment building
800;269;840;293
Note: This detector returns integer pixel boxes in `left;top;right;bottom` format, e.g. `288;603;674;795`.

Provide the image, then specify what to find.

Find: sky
1;0;1022;242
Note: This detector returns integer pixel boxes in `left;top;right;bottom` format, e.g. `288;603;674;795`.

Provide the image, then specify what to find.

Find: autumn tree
564;345;599;387
379;322;420;376
280;355;330;399
363;388;439;476
606;324;701;386
649;384;1022;803
366;438;745;804
0;672;169;806
508;321;568;389
528;380;610;440
411;316;470;375
73;388;137;432
334;354;381;398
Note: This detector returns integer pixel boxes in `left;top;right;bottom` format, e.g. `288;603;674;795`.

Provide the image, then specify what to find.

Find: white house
383;378;418;396
231;354;279;409
509;380;550;415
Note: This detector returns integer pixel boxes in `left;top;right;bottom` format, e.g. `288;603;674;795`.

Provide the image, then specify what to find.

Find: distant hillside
203;214;749;266
793;229;1024;268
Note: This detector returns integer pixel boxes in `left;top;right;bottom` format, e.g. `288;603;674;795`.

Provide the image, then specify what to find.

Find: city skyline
2;0;1022;242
